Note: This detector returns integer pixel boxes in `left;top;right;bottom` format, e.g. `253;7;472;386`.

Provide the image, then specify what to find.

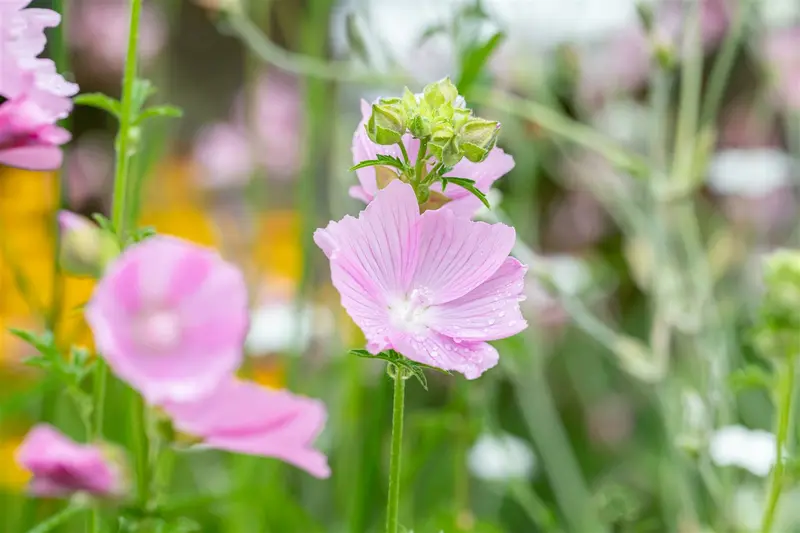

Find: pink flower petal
164;379;330;478
390;331;500;379
0;144;63;170
428;257;528;341
413;207;516;304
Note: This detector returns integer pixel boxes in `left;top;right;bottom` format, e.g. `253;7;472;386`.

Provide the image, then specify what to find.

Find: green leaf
91;214;115;233
457;31;505;97
441;177;490;209
349;156;406;172
74;93;121;117
728;365;774;392
137;105;184;124
348;348;436;390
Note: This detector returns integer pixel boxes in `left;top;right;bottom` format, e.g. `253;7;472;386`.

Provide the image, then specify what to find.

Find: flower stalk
386;364;408;533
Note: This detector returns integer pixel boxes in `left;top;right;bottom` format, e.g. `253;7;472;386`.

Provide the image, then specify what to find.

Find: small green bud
58;211;120;278
408;114;431;138
458;118;500;163
367;103;406;145
452;107;472;130
428;125;460;166
402;87;418;115
422;77;459;109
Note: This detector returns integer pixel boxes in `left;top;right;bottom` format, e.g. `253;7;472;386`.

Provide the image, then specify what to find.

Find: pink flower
16;424;126;498
193;122;254;190
350;100;515;218
316;180;527;378
0;0;77;170
163;378;330;478
85;236;249;404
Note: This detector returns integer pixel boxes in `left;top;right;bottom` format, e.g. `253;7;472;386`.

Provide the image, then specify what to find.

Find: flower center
388;289;430;334
136;310;182;353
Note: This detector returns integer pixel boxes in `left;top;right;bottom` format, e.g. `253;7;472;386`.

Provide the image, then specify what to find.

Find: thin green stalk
476;91;651;179
414;139;428;182
761;357;797;533
110;0;143;237
131;393;151;509
386;366;407;533
397;141;410;165
225;8;409;86
24;504;85;533
671;0;702;186
507;341;606;533
700;0;757;126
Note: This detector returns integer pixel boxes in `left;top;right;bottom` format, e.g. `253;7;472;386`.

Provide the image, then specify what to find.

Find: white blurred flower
468;432;536;482
709;425;778;477
245;302;334;356
707;149;794;197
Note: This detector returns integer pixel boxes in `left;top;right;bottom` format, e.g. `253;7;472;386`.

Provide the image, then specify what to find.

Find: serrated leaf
350;157;407;173
8;327;40;346
349;348;434;390
74;93;121;117
441;177;490;208
137;104;183;124
92;214;115;233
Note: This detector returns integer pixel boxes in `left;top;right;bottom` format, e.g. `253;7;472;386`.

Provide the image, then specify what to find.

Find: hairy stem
386;365;407;533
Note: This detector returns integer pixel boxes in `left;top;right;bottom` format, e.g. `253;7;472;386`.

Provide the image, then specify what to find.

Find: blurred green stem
224;8;409;86
508;340;606;533
386;366;407;533
476;91;650;179
24;504;85;533
761;356;797;533
701;0;757;126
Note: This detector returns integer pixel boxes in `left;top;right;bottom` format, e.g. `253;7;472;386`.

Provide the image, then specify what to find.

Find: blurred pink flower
0;0;77;170
65;134;113;206
70;0;166;75
16;424;125;498
194;74;303;188
85;236;249;404
763;26;800;110
350;101;515;218
580;0;729;103
163;378;330;478
315;180;527;379
193;123;254;190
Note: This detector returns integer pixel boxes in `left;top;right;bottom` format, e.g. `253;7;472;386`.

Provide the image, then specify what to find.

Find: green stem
397;141;410;165
24;504;85;533
131;393;151;509
700;0;756;126
225;8;409;86
414;139;428;183
110;0;143;238
476;91;651;179
761;357;797;533
386;366;407;533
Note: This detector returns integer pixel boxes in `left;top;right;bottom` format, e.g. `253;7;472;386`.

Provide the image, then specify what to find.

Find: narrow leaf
137;105;184;124
350;157;406;172
442;177;490;209
74;93;121;117
457;31;505;97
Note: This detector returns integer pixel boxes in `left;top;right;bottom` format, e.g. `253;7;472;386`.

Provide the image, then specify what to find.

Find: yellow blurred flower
138;206;219;248
0;169;56;219
0;436;31;492
249;359;285;390
254;211;302;285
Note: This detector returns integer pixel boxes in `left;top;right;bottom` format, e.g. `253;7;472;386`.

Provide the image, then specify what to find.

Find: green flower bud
402;87;418;116
367;103;406;145
422;77;459;109
408;114;431;139
58;211;120;278
458;118;500;163
452;107;472;130
428;125;460;166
